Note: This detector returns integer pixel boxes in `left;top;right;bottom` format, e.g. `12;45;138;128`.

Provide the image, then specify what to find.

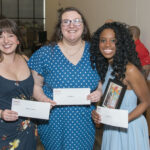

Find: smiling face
99;28;116;63
0;31;19;55
61;11;84;44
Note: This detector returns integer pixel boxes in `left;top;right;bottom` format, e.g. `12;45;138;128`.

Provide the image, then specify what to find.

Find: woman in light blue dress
28;7;101;150
90;22;150;150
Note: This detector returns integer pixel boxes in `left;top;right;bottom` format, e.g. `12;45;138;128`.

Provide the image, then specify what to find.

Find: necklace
15;80;19;86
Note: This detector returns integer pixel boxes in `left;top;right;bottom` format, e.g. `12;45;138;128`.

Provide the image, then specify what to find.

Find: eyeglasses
61;18;83;26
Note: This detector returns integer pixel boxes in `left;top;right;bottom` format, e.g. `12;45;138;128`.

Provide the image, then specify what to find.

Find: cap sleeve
28;46;50;76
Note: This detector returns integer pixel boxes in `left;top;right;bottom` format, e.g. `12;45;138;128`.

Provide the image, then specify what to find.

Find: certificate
53;88;91;105
11;98;51;120
96;106;128;128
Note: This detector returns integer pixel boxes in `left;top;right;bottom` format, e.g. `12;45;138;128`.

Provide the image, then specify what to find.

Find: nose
3;36;9;43
68;21;74;27
106;40;111;47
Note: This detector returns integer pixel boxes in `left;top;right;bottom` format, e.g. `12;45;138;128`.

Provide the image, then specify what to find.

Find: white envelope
11;98;51;120
53;88;91;105
96;106;128;128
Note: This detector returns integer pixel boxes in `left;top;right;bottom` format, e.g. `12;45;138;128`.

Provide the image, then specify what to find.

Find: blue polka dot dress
28;42;100;150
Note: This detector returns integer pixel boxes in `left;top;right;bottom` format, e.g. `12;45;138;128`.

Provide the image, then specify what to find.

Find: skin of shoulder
124;63;150;122
125;63;139;78
22;54;29;61
125;63;145;90
125;63;150;103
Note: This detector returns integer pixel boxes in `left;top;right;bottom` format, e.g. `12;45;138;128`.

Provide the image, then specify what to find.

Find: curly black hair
90;22;142;83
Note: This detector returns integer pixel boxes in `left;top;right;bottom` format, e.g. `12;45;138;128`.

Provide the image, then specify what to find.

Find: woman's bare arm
32;70;56;106
126;64;150;122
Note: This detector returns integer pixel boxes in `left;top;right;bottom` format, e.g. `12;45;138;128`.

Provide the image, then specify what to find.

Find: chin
69;38;80;43
3;50;16;55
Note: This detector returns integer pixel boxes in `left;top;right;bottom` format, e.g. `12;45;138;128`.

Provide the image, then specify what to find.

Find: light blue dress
28;42;100;150
101;66;150;150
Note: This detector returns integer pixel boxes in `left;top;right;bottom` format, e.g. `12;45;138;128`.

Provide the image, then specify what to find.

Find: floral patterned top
0;73;37;150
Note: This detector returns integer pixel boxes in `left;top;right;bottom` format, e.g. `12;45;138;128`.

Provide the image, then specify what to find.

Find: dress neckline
0;73;32;83
57;41;87;66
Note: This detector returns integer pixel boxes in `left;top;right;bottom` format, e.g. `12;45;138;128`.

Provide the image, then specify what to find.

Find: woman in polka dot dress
28;7;101;150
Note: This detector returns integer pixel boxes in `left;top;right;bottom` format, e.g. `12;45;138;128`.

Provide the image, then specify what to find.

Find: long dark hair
0;18;22;61
90;22;142;83
50;7;91;46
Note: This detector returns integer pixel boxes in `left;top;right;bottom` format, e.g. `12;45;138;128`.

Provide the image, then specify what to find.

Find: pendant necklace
15;80;19;86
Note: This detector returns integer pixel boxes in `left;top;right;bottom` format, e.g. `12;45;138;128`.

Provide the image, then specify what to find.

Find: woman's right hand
92;110;101;124
31;70;57;107
1;109;18;121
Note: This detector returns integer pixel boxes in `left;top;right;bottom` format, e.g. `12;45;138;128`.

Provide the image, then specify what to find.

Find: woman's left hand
87;89;102;102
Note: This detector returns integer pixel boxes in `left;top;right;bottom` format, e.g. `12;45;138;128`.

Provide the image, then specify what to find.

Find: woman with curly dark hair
91;22;150;150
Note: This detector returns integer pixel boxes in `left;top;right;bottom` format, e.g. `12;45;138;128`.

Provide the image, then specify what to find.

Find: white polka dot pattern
28;42;100;150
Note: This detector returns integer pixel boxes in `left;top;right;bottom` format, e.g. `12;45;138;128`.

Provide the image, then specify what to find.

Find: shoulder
84;41;90;53
136;39;147;49
16;54;29;62
125;63;143;81
126;63;139;75
32;45;55;58
126;63;137;73
37;45;53;54
85;41;90;47
21;54;29;61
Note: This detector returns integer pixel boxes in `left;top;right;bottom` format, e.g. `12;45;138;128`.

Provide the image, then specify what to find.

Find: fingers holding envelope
87;90;102;102
92;110;101;124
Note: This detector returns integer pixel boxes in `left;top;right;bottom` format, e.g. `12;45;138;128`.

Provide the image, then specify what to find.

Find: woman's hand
31;70;57;108
87;81;102;102
42;97;56;108
1;109;18;121
92;110;101;124
87;89;102;102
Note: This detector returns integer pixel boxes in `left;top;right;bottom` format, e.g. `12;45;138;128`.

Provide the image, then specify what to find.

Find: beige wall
46;0;150;50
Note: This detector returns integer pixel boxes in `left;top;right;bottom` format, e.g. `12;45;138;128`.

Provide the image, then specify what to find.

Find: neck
60;39;85;57
133;37;139;41
108;58;113;64
62;38;83;46
62;39;84;49
2;53;17;64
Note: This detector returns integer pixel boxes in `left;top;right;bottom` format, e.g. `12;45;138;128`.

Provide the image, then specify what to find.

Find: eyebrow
100;37;116;39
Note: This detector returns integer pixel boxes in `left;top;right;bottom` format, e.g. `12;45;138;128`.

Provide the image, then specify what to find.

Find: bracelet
0;110;3;119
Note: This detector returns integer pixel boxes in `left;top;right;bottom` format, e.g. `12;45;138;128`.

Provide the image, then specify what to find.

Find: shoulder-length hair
50;7;91;46
90;22;142;83
0;18;22;62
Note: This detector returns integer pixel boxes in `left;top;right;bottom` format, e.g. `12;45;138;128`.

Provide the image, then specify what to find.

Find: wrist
40;95;49;102
96;87;102;93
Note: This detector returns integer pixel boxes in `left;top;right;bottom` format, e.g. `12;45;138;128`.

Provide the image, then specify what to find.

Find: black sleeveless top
0;74;37;150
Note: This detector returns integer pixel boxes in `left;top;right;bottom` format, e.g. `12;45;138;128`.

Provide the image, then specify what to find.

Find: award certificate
11;98;51;120
53;88;91;105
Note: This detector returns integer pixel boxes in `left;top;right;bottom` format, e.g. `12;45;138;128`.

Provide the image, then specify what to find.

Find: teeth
68;30;76;33
3;45;11;48
104;49;112;53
